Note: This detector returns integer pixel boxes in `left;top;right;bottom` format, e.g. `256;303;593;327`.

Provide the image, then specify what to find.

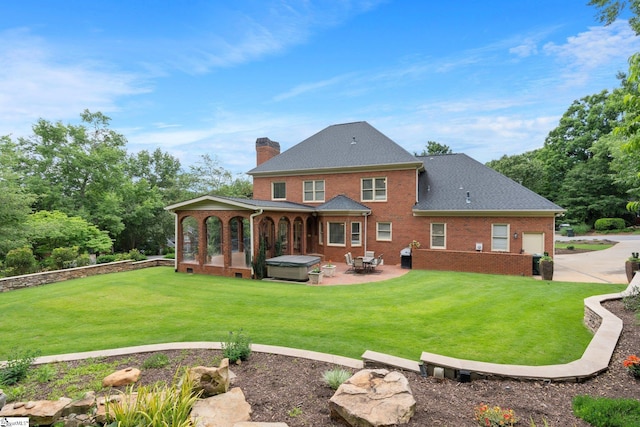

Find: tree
0;136;35;258
589;0;640;34
486;151;546;195
415;141;453;156
187;154;253;197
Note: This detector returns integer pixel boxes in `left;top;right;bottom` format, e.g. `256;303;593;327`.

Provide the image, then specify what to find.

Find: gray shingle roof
414;154;564;213
316;195;371;213
247;121;423;175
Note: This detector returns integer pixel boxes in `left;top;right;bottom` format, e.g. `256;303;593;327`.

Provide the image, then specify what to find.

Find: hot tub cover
265;255;321;267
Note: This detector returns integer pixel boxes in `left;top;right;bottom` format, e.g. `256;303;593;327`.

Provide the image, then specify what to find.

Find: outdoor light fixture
513;232;518;239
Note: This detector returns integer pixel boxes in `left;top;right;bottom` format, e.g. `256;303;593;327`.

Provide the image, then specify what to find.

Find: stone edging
9;278;634;383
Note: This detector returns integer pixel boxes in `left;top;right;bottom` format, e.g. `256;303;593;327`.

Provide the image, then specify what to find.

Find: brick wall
0;259;174;293
412;248;534;276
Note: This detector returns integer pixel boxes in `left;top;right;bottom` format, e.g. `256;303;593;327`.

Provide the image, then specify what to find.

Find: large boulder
0;398;72;426
102;367;141;387
191;387;252;427
189;358;230;397
329;369;416;427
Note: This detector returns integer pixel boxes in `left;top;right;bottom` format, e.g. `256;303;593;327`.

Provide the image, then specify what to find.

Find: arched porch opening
205;216;223;266
293;217;304;255
277;216;291;256
181;216;199;263
230;216;251;268
259;217;276;259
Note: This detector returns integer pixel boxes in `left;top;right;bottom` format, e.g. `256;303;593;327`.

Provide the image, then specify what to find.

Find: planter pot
626;261;640;283
308;271;323;285
322;265;336;277
540;260;554;281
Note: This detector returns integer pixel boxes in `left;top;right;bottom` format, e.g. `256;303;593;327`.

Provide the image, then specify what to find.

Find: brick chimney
256;137;280;166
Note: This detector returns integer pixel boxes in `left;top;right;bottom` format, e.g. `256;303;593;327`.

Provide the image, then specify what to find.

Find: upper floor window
362;177;387;201
376;222;392;241
272;182;286;200
303;180;325;202
492;224;509;252
431;223;446;249
351;222;362;246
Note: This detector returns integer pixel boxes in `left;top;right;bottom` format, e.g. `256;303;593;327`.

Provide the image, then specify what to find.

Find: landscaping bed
8;300;640;426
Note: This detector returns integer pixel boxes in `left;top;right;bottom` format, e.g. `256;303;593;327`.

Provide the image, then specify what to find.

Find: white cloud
0;28;148;138
509;39;538;58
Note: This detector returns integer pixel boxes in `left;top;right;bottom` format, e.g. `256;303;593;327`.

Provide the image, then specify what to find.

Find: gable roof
165;195;314;213
315;194;371;214
247;121;423;176
413;154;564;215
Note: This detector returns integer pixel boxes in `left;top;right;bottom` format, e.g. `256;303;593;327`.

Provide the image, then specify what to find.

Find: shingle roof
247;121;423;175
413;154;564;213
165;195;314;212
316;195;371;213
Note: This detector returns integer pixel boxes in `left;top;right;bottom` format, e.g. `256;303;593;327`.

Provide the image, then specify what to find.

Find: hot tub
266;255;321;281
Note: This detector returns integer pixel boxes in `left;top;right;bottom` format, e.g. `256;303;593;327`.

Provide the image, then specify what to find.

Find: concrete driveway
553;234;640;284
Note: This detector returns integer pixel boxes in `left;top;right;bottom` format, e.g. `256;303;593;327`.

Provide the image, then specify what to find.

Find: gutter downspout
363;211;371;254
250;209;264;276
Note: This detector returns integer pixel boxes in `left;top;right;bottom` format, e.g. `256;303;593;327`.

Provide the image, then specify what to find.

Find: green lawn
555;242;615;251
0;267;625;365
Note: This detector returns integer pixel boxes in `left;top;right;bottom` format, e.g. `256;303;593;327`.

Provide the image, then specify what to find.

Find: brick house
165;121;563;278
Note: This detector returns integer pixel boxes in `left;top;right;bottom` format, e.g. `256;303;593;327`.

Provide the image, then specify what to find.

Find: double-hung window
431;223;446;249
272;182;286;200
492;224;509;252
303;180;325;202
351;222;362;246
362;177;387;201
328;222;346;246
376;222;392;241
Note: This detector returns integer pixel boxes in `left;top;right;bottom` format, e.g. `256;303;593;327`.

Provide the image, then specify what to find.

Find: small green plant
32;364;57;383
473;403;517;426
142;353;170;369
566;245;575;250
322;368;351;390
624;285;640;311
573;394;640;426
221;330;252;363
0;349;38;386
287;406;303;417
630;252;640;261
96;254;117;264
105;370;200;427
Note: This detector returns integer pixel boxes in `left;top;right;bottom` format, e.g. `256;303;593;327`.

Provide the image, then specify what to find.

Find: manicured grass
0;268;625;365
555;242;614;251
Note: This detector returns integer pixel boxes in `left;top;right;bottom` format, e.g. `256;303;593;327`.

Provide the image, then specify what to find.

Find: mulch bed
26;299;640;426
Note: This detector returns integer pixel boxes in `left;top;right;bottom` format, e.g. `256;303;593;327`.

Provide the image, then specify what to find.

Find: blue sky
1;1;639;176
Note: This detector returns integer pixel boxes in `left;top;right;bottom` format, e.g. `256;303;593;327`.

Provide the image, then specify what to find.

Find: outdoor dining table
358;256;375;272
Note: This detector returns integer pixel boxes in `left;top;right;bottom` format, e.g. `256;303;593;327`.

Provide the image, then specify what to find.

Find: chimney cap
256;137;280;150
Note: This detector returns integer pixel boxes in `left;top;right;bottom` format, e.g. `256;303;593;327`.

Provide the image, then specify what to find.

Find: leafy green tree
589;0;640;34
187;154;253;198
486;151;546;195
0;136;35;257
415;141;453;156
25;210;112;257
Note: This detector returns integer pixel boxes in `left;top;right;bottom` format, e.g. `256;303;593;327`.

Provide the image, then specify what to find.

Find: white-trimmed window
376;222;392;241
328;222;346;246
319;221;324;246
362;177;387;201
431;223;446;249
492;224;509;252
303;180;325;202
351;222;362;246
272;182;286;200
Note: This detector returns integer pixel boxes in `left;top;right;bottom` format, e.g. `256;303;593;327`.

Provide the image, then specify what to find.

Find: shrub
125;249;147;261
322;368;352;390
594;218;626;231
623;285;640;312
96;254;117;264
0;349;38;386
164;252;175;260
473;404;517;426
221;330;252;363
573;395;640;426
5;247;37;276
49;246;79;270
75;254;91;267
142;353;170;369
105;369;200;427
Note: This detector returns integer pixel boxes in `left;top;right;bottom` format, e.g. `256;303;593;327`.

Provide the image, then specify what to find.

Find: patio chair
365;250;375;258
353;257;365;273
371;254;384;272
344;253;355;272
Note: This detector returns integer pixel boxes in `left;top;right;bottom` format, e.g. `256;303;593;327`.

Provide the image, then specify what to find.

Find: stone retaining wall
0;258;175;293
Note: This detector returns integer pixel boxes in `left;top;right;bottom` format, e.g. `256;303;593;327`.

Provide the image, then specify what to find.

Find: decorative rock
0;397;72;426
189;358;230;397
329;369;416;427
62;391;96;416
102;367;141;387
191;387;252;427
